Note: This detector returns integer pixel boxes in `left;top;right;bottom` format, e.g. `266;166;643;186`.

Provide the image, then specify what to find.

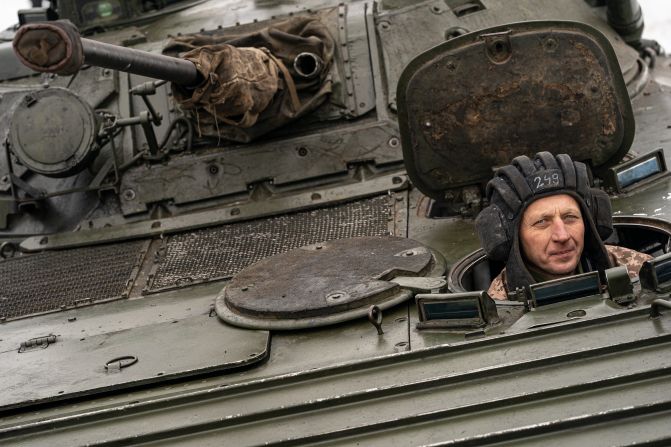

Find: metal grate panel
147;195;394;291
0;240;146;320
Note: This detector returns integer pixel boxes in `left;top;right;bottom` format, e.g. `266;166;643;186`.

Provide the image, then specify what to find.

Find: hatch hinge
18;334;57;353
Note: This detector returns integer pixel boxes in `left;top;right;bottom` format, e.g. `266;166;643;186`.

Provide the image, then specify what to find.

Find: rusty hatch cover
397;20;634;201
216;237;442;330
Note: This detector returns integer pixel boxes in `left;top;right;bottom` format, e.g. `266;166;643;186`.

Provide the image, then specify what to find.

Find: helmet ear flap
590;188;614;241
475;204;511;262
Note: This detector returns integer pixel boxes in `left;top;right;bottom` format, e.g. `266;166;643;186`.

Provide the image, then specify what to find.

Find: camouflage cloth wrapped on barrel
488;245;653;300
163;14;335;143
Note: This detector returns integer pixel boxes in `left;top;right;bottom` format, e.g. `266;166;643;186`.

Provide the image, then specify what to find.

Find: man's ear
475;204;511;262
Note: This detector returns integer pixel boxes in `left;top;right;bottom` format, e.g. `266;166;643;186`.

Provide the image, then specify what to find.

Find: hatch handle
368;305;384;335
105;356;139;373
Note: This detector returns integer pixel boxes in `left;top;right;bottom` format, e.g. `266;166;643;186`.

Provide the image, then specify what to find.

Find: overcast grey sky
1;0;669;49
2;0;32;29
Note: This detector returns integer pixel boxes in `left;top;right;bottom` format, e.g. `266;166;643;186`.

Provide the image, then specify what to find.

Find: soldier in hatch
475;151;651;300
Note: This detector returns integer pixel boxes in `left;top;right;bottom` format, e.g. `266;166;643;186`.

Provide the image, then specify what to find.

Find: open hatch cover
217;237;444;330
397;21;634;202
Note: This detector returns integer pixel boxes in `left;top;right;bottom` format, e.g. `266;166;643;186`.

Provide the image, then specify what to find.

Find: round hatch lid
10;87;98;177
216;236;444;330
396;20;634;201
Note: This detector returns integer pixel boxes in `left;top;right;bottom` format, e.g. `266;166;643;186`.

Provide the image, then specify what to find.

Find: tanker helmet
475;151;614;291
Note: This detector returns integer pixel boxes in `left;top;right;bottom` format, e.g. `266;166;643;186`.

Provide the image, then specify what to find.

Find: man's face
519;194;585;277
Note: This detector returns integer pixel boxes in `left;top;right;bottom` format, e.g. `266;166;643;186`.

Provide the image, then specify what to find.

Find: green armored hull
1;1;671;445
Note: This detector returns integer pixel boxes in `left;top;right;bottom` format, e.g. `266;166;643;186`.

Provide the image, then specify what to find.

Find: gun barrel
13;20;201;86
84;39;200;85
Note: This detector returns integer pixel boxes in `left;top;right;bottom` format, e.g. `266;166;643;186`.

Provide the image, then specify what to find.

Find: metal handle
367;305;384;335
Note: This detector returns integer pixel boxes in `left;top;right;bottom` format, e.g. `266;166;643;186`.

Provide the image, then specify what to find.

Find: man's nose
550;219;571;242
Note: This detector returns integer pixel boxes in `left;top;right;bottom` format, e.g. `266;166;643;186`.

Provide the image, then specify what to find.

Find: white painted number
532;172;560;190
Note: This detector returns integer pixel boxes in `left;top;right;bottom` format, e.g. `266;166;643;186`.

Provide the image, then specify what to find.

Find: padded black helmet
475;151;614;293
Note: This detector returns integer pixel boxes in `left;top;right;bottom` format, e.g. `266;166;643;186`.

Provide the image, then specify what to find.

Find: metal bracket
115;111;160;155
390;276;446;292
650;299;671;319
10;173;46;201
338;3;357;117
605;265;635;305
129;80;165;126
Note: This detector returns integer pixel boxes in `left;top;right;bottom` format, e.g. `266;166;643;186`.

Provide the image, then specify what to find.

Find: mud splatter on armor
487;245;652;300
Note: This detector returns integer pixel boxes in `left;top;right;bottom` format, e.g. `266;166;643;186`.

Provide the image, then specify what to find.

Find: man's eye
533;218;548;227
563;214;580;222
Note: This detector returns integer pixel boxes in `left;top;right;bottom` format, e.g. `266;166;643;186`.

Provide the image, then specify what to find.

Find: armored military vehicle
1;0;671;445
